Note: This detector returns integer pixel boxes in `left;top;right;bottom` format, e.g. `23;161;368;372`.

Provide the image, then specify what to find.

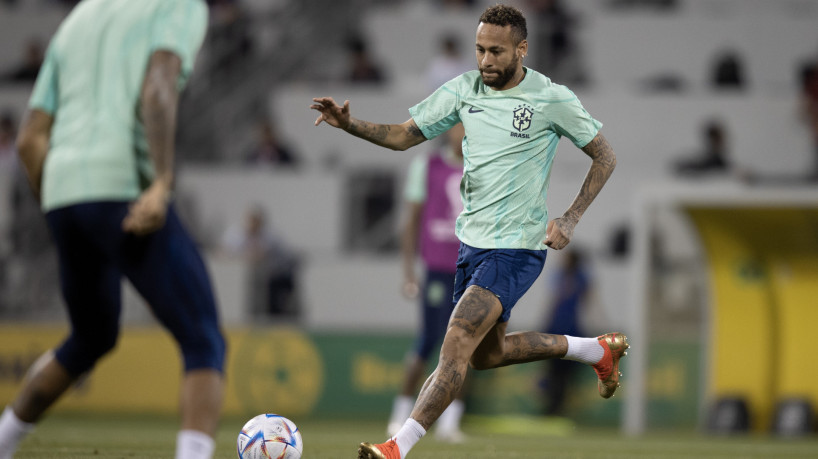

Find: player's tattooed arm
565;132;616;223
546;132;616;250
311;97;426;151
345;118;427;151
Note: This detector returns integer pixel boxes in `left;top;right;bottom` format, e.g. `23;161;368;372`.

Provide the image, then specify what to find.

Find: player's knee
180;329;226;372
57;330;119;375
469;350;503;370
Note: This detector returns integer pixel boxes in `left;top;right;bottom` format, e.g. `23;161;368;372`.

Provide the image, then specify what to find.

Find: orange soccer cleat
358;439;401;459
592;332;629;399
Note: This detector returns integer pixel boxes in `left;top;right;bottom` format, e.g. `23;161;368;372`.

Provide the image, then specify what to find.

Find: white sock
175;430;215;459
562;335;604;365
392;418;425;459
435;399;464;434
0;406;35;459
387;396;414;434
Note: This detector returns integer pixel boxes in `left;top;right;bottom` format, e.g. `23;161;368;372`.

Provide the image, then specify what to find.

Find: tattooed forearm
564;133;617;223
346;118;390;143
344;118;426;151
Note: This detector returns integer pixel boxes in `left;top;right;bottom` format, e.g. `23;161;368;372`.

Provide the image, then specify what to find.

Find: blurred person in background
221;205;300;318
347;36;387;85
387;123;466;443
0;1;226;459
425;35;474;92
312;5;626;458
800;60;818;181
0;39;43;83
673;119;731;177
538;248;593;416
0;112;16;170
244;118;299;168
527;0;587;87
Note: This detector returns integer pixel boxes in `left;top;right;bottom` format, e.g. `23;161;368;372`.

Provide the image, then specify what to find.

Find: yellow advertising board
0;326;324;417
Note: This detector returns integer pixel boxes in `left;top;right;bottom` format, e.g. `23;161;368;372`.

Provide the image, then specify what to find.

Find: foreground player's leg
0;352;73;459
470;329;629;398
387;355;426;436
175;368;224;459
359;286;502;459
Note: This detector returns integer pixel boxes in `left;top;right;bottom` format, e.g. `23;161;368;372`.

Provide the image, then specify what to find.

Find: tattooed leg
478;332;568;369
409;286;502;430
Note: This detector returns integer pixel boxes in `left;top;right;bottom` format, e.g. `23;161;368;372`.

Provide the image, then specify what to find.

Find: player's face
475;23;527;90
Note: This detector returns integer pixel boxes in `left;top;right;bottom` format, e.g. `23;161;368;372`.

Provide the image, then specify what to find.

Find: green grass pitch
12;413;818;458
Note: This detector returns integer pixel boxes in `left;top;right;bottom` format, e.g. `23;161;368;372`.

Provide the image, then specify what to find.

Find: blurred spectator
425;34;473;92
673;119;732;176
437;0;476;10
800;61;818;180
0;112;16;171
528;0;587;86
244;119;299;168
1;39;43;83
711;49;747;91
539;249;593;416
607;0;678;10
206;0;253;82
221;206;300;318
347;36;386;85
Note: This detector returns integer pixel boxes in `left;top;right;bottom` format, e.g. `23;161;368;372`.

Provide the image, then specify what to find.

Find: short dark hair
478;4;527;45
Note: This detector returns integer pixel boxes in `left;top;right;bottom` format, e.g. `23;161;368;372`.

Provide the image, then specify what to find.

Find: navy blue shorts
413;269;456;360
45;202;226;375
453;242;547;323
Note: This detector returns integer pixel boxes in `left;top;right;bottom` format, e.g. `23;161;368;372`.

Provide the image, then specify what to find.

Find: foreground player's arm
545;132;616;250
16;109;54;201
311;97;427;151
122;50;181;235
400;200;423;298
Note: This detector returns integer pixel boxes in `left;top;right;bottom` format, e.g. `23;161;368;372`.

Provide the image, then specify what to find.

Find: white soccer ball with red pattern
237;414;302;459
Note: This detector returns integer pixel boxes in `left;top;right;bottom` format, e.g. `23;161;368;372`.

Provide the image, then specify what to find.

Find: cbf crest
512;104;533;132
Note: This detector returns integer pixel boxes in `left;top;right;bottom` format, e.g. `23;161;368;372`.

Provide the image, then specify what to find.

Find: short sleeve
408;80;463;141
28;43;59;114
548;86;602;149
404;153;429;203
151;0;209;87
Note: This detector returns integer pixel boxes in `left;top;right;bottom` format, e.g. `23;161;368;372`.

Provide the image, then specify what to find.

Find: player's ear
518;40;528;60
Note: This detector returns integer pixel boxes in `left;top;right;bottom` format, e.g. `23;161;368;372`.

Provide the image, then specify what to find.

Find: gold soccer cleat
592;332;629;399
358;439;400;459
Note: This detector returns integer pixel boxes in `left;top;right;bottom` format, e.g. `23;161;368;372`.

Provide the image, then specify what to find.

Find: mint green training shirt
408;68;602;250
28;0;208;212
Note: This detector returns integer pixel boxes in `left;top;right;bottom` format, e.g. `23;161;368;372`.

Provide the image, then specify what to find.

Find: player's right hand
311;97;351;130
122;180;171;236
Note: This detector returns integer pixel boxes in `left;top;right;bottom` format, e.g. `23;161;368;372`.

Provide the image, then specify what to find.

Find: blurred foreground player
0;1;225;458
312;4;628;458
387;123;466;442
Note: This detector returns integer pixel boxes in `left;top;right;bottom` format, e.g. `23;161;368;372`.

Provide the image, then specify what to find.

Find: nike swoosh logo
468;106;484;113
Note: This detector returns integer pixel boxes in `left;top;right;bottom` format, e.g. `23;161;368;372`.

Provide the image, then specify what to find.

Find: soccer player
311;4;628;459
387;123;466;442
0;1;225;459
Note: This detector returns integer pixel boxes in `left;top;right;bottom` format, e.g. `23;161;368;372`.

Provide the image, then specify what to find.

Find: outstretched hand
311;97;351;130
544;217;575;250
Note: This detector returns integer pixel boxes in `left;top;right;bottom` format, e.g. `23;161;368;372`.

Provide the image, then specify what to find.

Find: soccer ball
237;414;303;459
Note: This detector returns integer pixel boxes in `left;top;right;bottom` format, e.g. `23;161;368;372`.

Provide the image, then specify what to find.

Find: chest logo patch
512;104;534;132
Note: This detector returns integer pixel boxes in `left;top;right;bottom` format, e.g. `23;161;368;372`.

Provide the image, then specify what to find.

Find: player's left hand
122;181;171;235
544;217;575;250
